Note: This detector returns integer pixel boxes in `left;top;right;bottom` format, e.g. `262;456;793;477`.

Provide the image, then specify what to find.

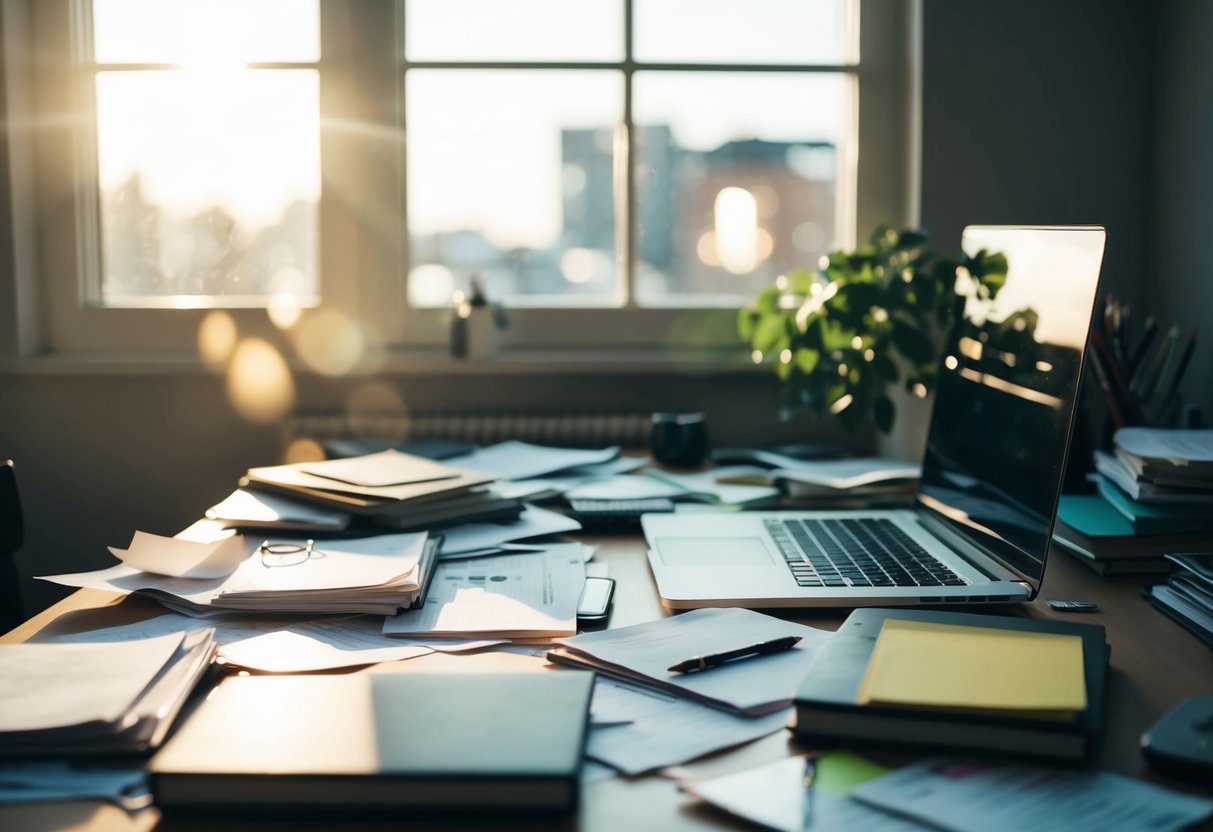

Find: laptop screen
916;226;1106;584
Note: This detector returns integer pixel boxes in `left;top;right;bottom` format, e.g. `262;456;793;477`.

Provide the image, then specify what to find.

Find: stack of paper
241;450;522;530
1096;427;1213;502
40;527;440;617
0;632;215;757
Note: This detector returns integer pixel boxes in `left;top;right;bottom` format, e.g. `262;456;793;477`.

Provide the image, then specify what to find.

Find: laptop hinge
916;510;1036;588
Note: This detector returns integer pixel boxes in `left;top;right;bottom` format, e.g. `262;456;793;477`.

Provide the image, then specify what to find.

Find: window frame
1;0;919;362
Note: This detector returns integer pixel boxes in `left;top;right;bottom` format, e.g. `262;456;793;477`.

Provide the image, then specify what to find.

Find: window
6;0;916;359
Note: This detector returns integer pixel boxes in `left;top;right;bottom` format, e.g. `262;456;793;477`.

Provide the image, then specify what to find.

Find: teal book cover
1094;476;1213;534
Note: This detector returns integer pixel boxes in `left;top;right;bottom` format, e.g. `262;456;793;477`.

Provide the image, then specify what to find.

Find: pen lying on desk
667;635;802;673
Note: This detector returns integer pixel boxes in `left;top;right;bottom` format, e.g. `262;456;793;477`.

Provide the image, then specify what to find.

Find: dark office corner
920;0;1154;313
1151;0;1213;422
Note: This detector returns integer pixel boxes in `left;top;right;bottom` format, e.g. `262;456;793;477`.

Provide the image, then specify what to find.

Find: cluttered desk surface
2;441;1212;832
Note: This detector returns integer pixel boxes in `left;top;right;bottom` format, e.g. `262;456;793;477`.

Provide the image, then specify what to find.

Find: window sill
0;347;765;378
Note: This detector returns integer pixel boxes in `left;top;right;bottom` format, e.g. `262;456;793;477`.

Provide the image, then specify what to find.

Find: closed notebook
150;671;594;814
792;608;1108;763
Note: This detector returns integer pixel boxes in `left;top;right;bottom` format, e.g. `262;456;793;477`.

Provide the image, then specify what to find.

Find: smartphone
577;577;615;626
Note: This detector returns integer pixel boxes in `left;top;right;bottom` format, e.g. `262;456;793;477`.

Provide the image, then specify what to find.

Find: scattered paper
447;441;621;482
206;489;351;531
438;505;582;555
683;753;921;832
551;607;834;715
0;634;185;732
586;679;791;775
383;544;584;638
1114;427;1213;465
108;530;248;579
218;626;432;672
645;467;780;506
852;758;1213;832
54;612;286;646
566;475;686;501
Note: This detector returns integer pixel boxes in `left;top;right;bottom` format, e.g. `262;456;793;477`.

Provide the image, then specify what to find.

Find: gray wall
1151;0;1213;422
920;0;1155;311
5;0;1210;618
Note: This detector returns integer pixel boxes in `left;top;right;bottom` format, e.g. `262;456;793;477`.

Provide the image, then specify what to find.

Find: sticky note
856;619;1086;716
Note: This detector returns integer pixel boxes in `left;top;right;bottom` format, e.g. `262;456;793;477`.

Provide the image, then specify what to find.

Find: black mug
650;412;709;468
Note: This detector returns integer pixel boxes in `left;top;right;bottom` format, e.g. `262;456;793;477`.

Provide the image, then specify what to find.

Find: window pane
93;0;319;64
633;72;849;306
634;0;848;65
95;70;320;306
407;71;622;308
404;0;622;62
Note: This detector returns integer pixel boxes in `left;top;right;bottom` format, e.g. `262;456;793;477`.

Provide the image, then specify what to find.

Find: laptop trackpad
654;537;776;567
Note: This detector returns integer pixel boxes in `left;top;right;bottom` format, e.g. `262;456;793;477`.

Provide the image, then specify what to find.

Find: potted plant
738;226;1008;435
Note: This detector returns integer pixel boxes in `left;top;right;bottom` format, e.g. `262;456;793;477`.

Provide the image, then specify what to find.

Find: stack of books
236;450;523;531
792;608;1108;763
0;631;215;757
1054;427;1213;574
1144;553;1213;647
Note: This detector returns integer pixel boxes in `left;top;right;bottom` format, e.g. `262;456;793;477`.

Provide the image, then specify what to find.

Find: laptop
643;225;1107;609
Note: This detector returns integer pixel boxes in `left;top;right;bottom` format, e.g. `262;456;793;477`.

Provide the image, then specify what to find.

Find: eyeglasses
259;539;316;568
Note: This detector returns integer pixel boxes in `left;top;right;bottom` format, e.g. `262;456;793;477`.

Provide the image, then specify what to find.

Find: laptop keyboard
764;518;967;588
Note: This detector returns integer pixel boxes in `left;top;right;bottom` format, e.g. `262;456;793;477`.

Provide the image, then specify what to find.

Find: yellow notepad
856;619;1087;718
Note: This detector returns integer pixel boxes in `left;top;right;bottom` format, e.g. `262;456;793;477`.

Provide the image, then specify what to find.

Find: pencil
1168;328;1199;395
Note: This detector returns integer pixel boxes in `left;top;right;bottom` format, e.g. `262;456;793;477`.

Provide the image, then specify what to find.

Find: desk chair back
0;460;24;632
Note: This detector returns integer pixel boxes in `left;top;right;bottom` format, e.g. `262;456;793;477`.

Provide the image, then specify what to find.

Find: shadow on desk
156;812;576;832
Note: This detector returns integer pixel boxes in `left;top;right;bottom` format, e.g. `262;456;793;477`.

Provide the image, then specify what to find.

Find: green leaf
795;348;820;375
753;314;788;352
737;308;756;340
756;286;781;316
872;351;899;382
891;318;936;365
787;268;817;295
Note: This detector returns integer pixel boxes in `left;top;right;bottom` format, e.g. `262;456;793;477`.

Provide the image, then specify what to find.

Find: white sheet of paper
852;758;1213;832
685;755;926;832
205;488;351;531
447;441;621;481
0;634;184;731
394;638;509;653
53;612;286;646
108;530;248;579
218;626;432;672
301;450;459;487
438;505;582;555
382;545;584;638
556;607;833;715
585;679;790;775
37;564;226;610
1115;427;1213;464
221;531;428;593
565;475;686;501
645;467;780;506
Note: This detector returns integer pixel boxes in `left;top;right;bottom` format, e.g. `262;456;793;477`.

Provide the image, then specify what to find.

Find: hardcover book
151;672;595;814
792;608;1108;763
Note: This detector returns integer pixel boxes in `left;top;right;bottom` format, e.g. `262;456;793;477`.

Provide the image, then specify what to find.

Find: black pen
667;635;802;673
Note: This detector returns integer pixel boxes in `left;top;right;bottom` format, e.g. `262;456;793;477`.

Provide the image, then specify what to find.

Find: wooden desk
3;537;1211;832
